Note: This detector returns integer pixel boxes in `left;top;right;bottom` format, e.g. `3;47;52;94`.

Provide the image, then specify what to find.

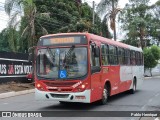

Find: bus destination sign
38;35;87;46
50;37;75;44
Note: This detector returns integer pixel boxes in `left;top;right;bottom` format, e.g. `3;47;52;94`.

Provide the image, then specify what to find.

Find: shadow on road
41;102;100;111
39;90;142;111
108;90;141;103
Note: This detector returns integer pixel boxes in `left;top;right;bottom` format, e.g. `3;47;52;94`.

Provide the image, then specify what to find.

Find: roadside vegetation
0;0;160;69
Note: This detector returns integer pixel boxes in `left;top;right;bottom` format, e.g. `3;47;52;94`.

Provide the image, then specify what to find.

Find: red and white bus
29;33;144;104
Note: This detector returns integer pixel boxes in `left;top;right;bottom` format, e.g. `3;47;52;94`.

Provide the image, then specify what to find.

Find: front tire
99;85;109;105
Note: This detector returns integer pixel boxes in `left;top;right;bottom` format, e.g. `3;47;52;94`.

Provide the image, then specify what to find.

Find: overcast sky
0;0;158;39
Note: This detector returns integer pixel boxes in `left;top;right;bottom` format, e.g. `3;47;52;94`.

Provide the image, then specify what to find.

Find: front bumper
35;88;91;103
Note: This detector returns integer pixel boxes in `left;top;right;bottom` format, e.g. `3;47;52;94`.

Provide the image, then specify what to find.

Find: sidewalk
144;75;160;79
0;82;35;99
0;89;35;99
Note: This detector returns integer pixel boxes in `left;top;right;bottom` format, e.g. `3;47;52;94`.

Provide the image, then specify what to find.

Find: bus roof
40;33;142;52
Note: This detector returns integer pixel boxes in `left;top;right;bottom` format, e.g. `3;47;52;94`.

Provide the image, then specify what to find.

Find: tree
0;29;11;51
119;0;154;49
149;0;160;46
101;15;112;38
35;0;102;35
97;0;120;40
143;46;160;76
4;0;48;51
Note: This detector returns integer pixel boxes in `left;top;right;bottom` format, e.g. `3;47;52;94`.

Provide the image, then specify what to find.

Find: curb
144;76;160;79
0;89;35;99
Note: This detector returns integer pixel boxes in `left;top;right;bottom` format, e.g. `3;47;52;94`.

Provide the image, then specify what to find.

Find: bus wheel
130;79;136;94
99;85;108;105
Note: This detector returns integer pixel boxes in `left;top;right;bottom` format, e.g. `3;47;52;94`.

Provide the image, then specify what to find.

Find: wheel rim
103;88;108;101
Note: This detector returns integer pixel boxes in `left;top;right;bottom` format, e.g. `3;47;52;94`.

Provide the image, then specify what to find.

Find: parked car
26;73;33;82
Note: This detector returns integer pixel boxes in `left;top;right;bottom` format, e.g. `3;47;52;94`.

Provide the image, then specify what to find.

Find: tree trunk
149;68;152;77
139;27;145;49
112;0;116;41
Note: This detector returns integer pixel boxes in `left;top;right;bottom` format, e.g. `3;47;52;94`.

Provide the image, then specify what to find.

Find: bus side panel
90;73;102;103
119;66;132;92
102;66;120;96
130;66;144;90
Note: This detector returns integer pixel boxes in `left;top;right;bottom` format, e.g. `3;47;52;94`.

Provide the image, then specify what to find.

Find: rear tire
99;85;109;105
130;79;136;94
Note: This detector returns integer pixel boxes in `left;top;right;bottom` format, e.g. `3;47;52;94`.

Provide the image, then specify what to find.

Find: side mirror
28;47;34;62
94;47;100;57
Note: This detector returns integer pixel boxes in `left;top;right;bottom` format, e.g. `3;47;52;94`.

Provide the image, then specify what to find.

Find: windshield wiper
47;47;55;65
64;45;75;64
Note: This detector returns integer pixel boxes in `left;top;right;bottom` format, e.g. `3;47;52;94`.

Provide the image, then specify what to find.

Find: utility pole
112;0;116;41
92;1;95;25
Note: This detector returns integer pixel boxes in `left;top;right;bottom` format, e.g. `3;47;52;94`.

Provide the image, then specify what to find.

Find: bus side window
118;47;124;65
90;44;100;67
124;49;130;65
101;44;109;65
131;51;136;65
136;52;140;65
114;47;118;65
140;52;143;65
109;45;114;65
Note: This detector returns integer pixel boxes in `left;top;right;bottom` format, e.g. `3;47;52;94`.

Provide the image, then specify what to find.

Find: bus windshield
36;46;87;80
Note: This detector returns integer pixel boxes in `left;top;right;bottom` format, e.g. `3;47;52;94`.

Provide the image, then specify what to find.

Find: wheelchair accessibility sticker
59;70;67;78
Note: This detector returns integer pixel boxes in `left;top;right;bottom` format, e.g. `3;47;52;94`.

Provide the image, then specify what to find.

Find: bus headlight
74;83;88;92
36;83;45;91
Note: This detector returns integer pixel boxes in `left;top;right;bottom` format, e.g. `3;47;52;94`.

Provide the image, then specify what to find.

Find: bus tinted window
90;45;100;67
118;48;125;65
136;52;140;65
140;53;143;65
124;49;130;65
109;45;118;65
101;44;109;65
131;51;136;65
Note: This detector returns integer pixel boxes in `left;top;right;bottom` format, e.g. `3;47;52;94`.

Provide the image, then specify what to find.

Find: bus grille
48;88;72;92
44;81;77;87
50;94;69;98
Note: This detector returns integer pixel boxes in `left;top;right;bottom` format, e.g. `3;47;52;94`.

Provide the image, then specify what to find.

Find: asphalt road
0;77;160;120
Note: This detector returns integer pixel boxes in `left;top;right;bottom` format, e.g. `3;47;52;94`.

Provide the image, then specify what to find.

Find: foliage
0;28;19;52
34;0;103;35
0;29;10;51
2;0;111;52
101;15;112;38
97;0;120;40
119;0;160;48
143;46;160;70
4;0;48;52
